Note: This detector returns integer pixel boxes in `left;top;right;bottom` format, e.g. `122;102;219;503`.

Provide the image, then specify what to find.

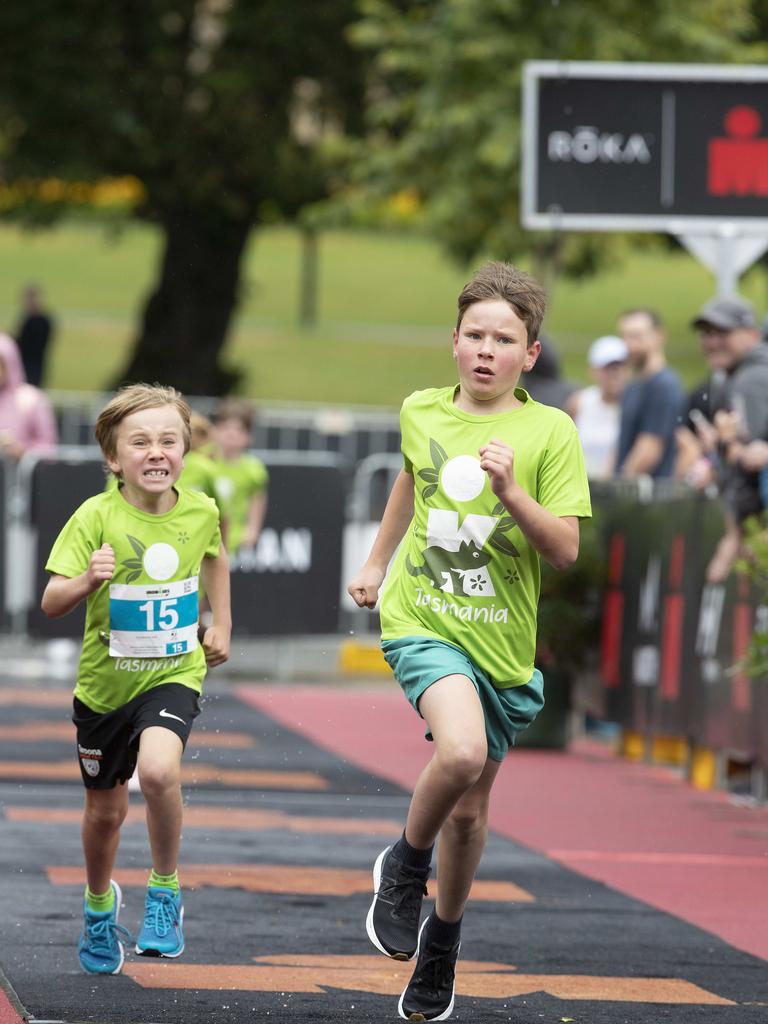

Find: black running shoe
366;845;429;960
398;917;460;1021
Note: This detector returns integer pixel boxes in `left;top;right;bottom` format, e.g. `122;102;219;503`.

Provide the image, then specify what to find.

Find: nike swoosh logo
159;709;185;724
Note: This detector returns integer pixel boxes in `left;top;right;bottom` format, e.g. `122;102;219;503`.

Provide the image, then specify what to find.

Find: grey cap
691;296;757;331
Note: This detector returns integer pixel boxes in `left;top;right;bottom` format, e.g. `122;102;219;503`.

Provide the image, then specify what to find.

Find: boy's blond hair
95;384;192;469
456;261;547;345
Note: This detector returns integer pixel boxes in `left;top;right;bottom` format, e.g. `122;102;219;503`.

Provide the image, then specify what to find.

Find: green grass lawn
0;221;765;405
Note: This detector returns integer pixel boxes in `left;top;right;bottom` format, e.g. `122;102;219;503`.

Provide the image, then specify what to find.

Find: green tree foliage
343;0;760;276
0;1;363;392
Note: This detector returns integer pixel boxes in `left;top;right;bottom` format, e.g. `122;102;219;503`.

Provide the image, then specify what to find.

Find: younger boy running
42;384;231;975
348;262;591;1021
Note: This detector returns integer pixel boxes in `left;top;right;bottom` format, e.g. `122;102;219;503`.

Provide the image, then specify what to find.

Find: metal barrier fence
49;391;402;464
3;447;350;639
2;445;766;785
593;480;768;786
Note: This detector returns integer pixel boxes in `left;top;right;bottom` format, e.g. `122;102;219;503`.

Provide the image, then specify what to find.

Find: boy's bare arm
479;440;579;571
200;547;231;666
348;469;415;608
41;543;115;618
241;491;268;549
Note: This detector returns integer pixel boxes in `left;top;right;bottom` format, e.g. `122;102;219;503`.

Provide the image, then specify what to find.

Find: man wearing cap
569;335;629;479
615;308;684;479
691;296;768;581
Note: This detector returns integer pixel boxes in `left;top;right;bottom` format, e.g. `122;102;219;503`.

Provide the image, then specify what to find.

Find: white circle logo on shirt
215;477;235;502
143;543;179;581
440;455;486;502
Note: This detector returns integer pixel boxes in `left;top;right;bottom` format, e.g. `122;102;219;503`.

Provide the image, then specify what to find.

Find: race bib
108;577;199;658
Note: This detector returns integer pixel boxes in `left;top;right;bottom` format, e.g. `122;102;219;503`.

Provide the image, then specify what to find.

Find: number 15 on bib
108;577;199;658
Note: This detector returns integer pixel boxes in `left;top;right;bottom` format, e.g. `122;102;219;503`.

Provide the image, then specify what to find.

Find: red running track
236;682;768;963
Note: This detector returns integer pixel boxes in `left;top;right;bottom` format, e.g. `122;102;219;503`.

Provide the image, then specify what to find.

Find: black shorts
72;682;201;790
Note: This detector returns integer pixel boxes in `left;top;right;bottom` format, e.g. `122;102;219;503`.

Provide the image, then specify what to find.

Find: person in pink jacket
0;332;57;460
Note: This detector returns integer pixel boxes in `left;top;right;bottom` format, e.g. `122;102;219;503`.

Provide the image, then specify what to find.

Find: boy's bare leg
435;757;501;922
82;784;129;894
404;675;488;850
137;727;184;875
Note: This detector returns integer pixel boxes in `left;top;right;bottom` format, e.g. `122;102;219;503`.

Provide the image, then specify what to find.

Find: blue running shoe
135;886;184;957
78;880;131;975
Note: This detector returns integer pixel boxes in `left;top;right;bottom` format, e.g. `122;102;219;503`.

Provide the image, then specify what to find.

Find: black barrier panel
0;459;6;628
596;489;655;729
652;494;719;739
27;459;106;638
700;574;761;759
229;460;347;636
755;628;768;767
676;499;727;746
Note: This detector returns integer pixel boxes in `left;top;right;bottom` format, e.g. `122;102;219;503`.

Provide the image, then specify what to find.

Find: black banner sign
523;62;768;230
229;460;347;636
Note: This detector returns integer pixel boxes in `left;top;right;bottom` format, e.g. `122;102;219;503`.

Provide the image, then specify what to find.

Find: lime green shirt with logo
380;387;592;688
212;455;268;552
46;487;222;713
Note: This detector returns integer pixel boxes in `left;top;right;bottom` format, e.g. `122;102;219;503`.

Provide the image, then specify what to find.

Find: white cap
588;335;628;369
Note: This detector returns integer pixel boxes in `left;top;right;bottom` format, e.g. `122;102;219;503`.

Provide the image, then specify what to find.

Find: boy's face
106;405;186;502
453;299;540;409
214;417;251;459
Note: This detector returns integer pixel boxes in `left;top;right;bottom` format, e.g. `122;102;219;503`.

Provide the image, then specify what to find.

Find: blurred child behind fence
211;398;268;555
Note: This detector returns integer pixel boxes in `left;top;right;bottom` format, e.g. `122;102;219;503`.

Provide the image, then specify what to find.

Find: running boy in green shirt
42;384;231;975
347;262;591;1021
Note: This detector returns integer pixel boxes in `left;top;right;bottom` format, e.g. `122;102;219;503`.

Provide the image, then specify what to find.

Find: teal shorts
381;636;544;762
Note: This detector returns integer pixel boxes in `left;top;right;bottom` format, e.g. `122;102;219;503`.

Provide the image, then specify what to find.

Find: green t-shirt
179;450;225;515
46;487;222;713
380;386;592;687
212;455;268;552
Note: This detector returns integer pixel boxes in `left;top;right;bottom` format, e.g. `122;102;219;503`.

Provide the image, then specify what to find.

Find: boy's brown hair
95;383;192;468
456;261;547;345
213;397;255;433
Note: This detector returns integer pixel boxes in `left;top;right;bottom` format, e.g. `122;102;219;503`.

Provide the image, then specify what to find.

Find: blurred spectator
689;296;768;582
520;334;576;410
674;324;730;486
212;398;268;554
0;332;57;460
14;284;55;387
568;335;628;480
615;308;683;478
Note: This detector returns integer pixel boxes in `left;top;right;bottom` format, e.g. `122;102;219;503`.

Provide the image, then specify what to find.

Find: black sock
426;910;462;948
393;830;433;871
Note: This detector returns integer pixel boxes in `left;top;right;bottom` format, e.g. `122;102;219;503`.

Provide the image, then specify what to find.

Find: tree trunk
114;212;254;396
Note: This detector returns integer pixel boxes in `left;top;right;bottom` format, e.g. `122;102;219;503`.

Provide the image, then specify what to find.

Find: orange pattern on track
0;722;255;747
8;804;400;835
124;955;733;1003
47;864;533;902
0;761;326;789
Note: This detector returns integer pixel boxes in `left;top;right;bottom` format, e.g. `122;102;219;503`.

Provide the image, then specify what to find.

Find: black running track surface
0;678;765;1023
